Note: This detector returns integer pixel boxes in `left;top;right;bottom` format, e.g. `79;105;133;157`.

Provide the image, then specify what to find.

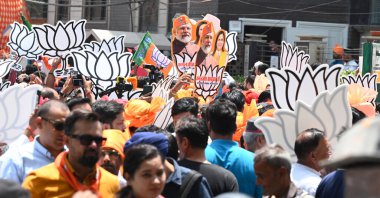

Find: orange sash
55;152;101;196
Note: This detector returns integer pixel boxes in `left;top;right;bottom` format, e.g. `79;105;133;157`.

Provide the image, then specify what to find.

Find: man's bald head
294;128;331;171
37;100;69;118
41;87;60;100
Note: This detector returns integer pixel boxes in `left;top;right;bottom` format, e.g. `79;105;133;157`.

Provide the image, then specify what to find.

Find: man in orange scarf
22;110;119;198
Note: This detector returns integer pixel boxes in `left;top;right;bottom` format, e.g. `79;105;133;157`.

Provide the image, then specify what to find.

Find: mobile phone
142;85;153;95
73;74;83;87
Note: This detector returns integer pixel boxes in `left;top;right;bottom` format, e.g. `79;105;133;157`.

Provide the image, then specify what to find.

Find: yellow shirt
22;163;119;198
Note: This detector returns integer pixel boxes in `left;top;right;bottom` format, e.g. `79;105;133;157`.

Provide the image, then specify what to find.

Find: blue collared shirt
205;139;262;197
0;137;55;184
163;158;213;198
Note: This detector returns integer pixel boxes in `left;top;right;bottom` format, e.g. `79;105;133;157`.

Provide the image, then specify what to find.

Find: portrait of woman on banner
193;20;207;46
212;30;229;67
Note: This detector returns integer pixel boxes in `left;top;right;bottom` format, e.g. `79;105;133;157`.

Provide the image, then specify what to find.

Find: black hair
137;76;150;88
256;63;269;75
206;99;237;136
351;107;366;125
221;90;245;112
64;110;100;136
135;125;179;159
92;100;124;124
245;75;255;88
258;90;271;103
294;128;325;160
119;144;165;197
66;97;91;111
171;97;199;117
25;64;37;75
176;117;208;149
228;82;237;90
194;21;207;44
123;143;164;176
37;99;69;118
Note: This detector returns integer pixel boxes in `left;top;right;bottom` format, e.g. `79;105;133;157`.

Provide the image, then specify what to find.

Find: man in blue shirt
0;100;70;184
124;131;213;198
205;99;262;197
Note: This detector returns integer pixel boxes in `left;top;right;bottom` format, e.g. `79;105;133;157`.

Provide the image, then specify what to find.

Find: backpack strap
180;170;202;198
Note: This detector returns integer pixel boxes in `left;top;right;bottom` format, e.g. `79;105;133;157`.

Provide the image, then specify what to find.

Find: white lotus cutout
226;32;237;62
151;76;176;102
0;81;11;92
195;65;225;100
0;60;14;79
7;22;43;60
33;20;86;58
280;41;310;72
341;73;377;92
153;97;174;129
71;50;131;94
83;36;124;54
0;84;42;144
255;85;352;160
108;89;143;101
174;53;196;75
267;64;342;110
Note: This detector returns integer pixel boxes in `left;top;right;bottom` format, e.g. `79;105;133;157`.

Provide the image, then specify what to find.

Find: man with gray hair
243;118;267;153
254;144;312;198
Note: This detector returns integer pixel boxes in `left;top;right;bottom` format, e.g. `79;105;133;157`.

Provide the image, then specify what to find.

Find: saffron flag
132;32;173;77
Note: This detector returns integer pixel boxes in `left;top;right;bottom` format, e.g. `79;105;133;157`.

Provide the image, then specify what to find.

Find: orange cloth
172;15;191;36
22;152;119;198
333;44;344;56
233;102;259;143
347;83;377;117
233;112;245;143
124;97;165;128
201;22;214;39
102;129;128;160
261;109;275;117
243;89;259;105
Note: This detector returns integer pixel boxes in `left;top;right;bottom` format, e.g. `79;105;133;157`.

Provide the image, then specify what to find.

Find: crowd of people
0;15;378;198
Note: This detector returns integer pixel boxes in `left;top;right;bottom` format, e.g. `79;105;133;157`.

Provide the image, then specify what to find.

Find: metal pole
187;0;190;16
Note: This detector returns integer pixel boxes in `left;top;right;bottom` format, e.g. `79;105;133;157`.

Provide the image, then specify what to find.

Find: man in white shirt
291;128;331;196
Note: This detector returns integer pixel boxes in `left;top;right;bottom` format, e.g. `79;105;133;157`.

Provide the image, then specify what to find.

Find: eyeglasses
41;117;65;131
101;149;120;159
70;134;107;146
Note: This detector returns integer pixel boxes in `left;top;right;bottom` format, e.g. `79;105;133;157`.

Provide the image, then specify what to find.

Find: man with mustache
99;129;127;188
195;22;218;68
22;110;119;197
171;15;199;76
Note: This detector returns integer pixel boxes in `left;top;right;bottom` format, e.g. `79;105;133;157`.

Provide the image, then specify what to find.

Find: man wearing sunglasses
0;100;70;184
22;110;119;197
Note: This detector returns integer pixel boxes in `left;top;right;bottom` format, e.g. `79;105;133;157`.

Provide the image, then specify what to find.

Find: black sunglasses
70;134;107;146
41;117;65;131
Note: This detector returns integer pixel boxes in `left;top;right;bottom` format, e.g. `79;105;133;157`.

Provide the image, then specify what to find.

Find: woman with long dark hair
194;20;207;45
118;144;166;198
212;30;229;67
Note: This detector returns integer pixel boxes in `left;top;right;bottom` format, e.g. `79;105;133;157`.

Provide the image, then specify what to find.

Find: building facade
26;0;380;75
